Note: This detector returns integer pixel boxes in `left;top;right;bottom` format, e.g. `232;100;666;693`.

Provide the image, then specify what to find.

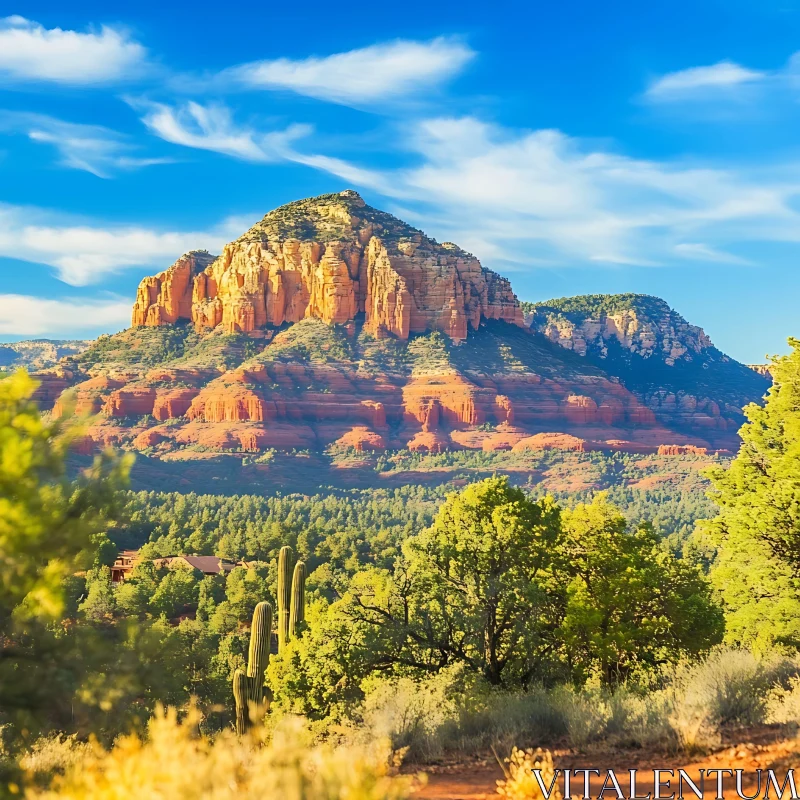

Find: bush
17;735;91;789
348;670;567;762
767;675;800;727
24;706;412;800
669;648;798;726
344;648;800;761
497;747;562;800
664;648;800;753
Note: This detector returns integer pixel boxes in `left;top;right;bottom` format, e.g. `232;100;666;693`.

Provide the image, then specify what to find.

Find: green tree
703;339;800;650
559;496;722;683
0;371;129;622
209;564;272;634
149;565;200;619
115;561;161;617
344;477;565;686
0;370;131;740
267;598;369;720
196;574;226;622
80;566;117;621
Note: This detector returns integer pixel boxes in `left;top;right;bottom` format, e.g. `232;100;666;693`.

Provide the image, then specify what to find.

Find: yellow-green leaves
0;370;130;622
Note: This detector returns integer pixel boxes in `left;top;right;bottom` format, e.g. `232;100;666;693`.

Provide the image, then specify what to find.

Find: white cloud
137;101;309;162
131;94;800;271
674;242;754;265
0;204;249;286
0;111;171;178
222;37;475;105
646;60;766;99
292;116;800;269
0;294;131;337
0;16;147;85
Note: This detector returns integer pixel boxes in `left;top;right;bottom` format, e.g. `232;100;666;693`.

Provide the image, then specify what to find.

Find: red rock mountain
131;190;522;341
34;191;770;464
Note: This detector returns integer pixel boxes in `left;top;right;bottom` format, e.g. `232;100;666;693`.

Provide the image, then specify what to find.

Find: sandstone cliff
131;191;522;341
34;195;770;468
523;293;769;433
46;315;751;461
748;363;773;379
524;294;712;366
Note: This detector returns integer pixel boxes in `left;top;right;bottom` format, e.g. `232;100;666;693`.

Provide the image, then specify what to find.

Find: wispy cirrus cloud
673;242;755;266
0;203;252;286
214;37;475;105
137;100;310;162
369;118;797;268
645;60;767;100
136;102;800;270
0;16;147;85
0;111;171;178
0;294;131;337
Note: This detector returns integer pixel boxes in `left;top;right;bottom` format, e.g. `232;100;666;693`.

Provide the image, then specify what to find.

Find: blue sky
1;0;799;363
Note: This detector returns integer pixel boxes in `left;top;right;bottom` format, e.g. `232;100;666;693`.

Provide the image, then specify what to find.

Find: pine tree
703;339;800;650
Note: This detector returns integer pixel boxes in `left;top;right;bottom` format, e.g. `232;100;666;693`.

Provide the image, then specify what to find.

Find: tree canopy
703;339;800;650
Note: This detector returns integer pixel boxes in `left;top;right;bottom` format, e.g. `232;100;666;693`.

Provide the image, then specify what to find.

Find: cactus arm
232;669;248;736
289;560;306;640
277;546;293;652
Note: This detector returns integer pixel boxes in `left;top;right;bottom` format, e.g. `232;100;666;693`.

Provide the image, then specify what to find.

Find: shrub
549;686;610;749
497;747;562;800
350;670;566;762
669;648;799;727
767;676;800;726
18;735;91;788
25;706;412;800
662;648;800;753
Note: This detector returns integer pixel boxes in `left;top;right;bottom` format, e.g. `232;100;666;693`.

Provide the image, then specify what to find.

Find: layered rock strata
35;195;768;464
527;295;712;365
131;191;523;342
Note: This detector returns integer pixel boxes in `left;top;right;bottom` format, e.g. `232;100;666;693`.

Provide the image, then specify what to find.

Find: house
151;555;240;576
111;550;140;583
111;551;243;583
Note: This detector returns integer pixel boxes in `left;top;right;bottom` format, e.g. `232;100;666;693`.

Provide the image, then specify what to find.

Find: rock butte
33;191;770;462
131;190;522;342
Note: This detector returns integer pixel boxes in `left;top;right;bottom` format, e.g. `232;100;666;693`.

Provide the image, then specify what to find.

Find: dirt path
410;730;800;800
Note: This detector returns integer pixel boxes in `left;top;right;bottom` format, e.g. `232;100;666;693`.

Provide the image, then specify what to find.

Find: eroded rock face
131;251;216;327
528;296;712;366
748;364;773;379
131;191;523;342
335;426;387;453
46;194;766;463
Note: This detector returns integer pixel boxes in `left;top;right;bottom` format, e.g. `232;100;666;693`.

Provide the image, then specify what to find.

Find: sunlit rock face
39;193;769;464
131;190;523;342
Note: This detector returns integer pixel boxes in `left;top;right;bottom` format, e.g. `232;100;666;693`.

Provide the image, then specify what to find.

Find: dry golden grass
496;747;561;800
23;706;413;800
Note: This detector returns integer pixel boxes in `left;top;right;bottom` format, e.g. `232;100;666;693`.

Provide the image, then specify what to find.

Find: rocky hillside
524;294;711;365
25;192;770;473
524;294;767;431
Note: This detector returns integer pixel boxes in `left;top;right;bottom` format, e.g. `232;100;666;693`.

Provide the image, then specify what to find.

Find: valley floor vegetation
2;340;800;798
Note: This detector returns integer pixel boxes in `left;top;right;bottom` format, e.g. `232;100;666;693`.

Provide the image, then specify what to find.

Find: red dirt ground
409;727;800;799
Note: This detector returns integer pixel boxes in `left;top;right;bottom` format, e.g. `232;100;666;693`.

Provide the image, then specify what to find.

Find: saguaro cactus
232;670;248;737
232;600;272;735
278;546;307;651
233;544;308;732
289;560;306;640
277;545;293;652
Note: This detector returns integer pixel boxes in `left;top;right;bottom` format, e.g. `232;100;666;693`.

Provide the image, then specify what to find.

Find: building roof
177;555;237;575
